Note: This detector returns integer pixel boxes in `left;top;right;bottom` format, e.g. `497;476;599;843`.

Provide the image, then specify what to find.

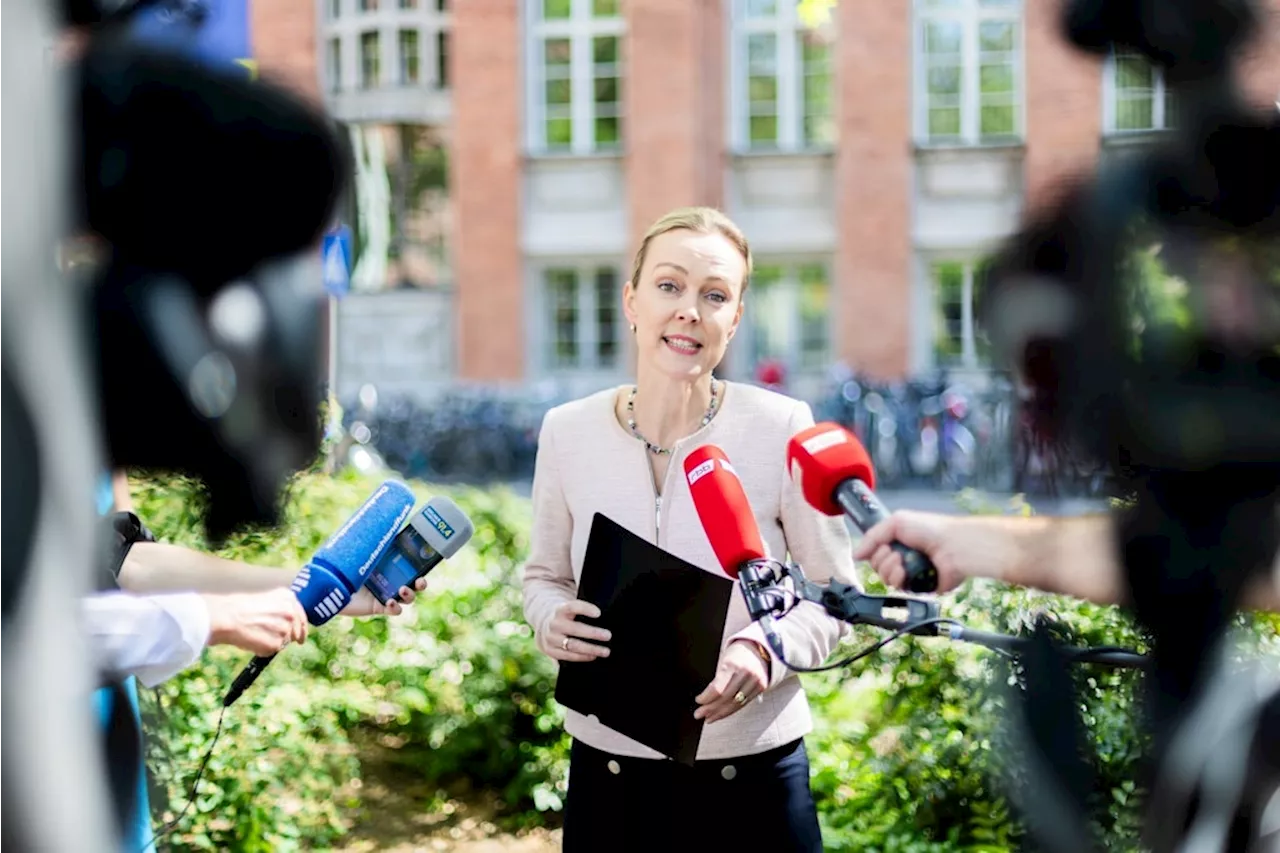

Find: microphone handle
222;652;278;707
835;479;939;593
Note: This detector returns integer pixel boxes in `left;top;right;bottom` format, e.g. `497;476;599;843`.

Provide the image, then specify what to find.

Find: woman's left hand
693;639;769;723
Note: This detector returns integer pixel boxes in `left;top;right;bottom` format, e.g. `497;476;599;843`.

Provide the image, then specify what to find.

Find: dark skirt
561;737;824;852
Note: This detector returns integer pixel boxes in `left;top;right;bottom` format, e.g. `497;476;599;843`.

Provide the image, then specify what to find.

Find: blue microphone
223;480;416;706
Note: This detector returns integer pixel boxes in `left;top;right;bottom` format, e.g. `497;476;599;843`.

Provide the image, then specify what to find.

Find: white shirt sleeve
81;591;212;688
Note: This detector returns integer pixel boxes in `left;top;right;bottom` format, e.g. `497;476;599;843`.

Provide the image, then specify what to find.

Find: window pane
972;259;992;364
593;35;619;65
436;30;449;88
747;0;778;18
978;20;1014;52
928;66;961;95
979;63;1013;93
749;115;778;145
399;0;417;7
546;117;572;148
1115;95;1154;131
798;265;830;368
595;268;618;366
595;116;620;145
544;38;571;69
399;30;420;85
328;38;341;92
980;104;1015;137
933;262;964;363
360;32;380;89
749;75;778;102
543;37;572;146
546;78;572;105
747;33;777;73
929;108;961;138
800;32;831;68
542;0;571;19
1115;53;1154;91
747;34;778;147
548;269;579;368
593;0;620;16
750;268;788;364
594;76;618;103
924;21;961;56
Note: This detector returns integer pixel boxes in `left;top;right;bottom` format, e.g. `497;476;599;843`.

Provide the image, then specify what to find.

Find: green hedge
129;473;1279;852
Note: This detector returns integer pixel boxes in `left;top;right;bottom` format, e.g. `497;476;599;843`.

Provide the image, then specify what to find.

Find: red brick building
251;0;1280;401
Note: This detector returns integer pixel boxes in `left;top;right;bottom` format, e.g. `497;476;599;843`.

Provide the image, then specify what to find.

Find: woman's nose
675;300;700;323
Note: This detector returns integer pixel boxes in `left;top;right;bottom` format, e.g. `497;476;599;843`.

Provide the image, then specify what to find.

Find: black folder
553;513;734;766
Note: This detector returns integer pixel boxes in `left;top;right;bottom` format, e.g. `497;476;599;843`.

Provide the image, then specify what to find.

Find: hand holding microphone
223;483;475;706
205;588;309;656
787;423;940;593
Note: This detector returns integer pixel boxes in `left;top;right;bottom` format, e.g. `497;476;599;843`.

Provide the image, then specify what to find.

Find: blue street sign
322;226;353;298
128;0;255;76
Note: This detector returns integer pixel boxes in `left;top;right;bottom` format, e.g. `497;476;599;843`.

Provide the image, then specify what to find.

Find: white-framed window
1104;49;1176;134
914;0;1022;146
730;0;836;152
745;262;832;372
526;0;624;154
930;258;991;369
359;31;381;89
543;264;622;371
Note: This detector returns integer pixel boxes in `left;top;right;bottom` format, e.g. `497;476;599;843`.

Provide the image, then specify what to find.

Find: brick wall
835;0;912;380
1023;0;1102;215
451;0;523;380
625;0;726;258
251;0;319;102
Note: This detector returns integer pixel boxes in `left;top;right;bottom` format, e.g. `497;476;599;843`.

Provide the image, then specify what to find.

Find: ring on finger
561;636;571;651
733;690;748;705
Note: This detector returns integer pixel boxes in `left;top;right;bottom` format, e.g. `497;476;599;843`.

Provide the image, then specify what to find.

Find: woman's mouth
663;336;703;355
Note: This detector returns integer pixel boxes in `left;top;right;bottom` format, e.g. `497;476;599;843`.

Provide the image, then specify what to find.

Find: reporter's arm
854;511;1123;604
119;542;291;594
82;591;211;688
119;536;425;615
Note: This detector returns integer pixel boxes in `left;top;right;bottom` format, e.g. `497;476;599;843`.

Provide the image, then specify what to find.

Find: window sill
524;148;625;163
1101;129;1173;146
728;146;837;160
912;139;1026;155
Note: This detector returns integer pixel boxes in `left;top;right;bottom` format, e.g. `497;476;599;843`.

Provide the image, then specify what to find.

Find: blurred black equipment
981;1;1280;851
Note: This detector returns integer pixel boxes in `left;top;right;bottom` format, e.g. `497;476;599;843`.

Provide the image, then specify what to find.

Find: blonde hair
629;206;753;294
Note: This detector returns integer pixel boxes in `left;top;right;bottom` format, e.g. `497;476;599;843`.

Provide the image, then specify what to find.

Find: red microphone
683;445;766;577
787;422;939;593
683;445;786;658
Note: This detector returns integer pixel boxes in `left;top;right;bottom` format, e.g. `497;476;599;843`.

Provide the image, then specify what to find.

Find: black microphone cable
141;705;227;852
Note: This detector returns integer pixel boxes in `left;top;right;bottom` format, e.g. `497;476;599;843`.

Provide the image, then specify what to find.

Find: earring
629;323;636;334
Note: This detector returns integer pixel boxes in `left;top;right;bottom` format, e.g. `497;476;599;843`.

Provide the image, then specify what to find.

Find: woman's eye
658;280;678;292
706;292;727;304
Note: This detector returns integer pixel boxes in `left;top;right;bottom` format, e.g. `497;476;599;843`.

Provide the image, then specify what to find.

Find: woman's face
623;228;746;382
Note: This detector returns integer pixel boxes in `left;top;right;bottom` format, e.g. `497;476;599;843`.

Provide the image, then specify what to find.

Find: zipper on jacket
644;450;661;544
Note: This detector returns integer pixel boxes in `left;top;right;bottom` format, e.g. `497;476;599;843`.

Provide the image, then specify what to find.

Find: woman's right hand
545;599;612;662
